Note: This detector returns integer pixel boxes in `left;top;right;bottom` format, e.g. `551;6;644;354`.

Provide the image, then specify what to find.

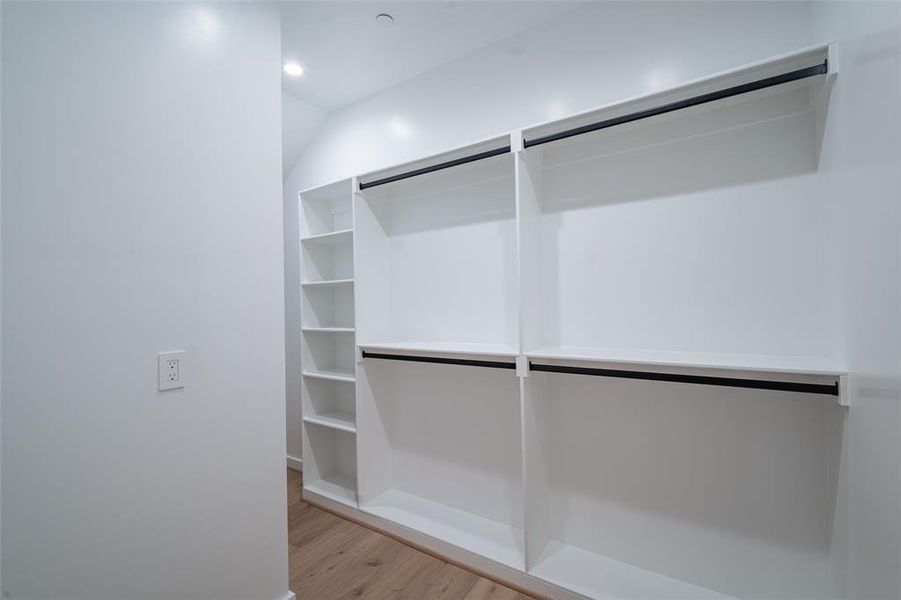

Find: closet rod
358;145;511;190
523;61;828;148
361;350;517;370
529;362;839;396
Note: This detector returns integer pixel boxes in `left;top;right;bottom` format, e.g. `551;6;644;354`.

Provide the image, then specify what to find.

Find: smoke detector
375;13;395;28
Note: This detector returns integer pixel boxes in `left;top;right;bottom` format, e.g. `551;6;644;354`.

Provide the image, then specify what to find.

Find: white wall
281;92;327;179
1;3;290;600
281;91;326;468
812;3;901;598
0;4;4;593
283;0;814;469
287;1;814;189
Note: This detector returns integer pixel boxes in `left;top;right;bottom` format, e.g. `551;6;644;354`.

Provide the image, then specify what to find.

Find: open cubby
303;423;357;507
300;236;353;284
357;358;524;569
524;370;842;599
301;283;355;330
302;377;355;433
300;180;353;238
355;142;517;353
301;328;355;381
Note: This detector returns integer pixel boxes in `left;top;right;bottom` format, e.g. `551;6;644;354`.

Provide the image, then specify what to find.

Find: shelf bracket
356;345;364;364
838;374;851;408
510;130;524;153
516;355;530;378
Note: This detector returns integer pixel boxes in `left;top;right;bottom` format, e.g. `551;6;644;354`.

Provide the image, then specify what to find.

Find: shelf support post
838;374;851;407
510;130;524;153
516;355;530;378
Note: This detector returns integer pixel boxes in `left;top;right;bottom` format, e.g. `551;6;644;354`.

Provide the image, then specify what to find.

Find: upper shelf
522;43;835;150
526;346;844;378
356;135;513;197
301;278;354;288
360;340;519;359
301;229;353;246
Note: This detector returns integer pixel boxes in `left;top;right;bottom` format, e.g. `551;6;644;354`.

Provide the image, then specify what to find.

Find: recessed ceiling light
283;62;304;77
375;13;395;27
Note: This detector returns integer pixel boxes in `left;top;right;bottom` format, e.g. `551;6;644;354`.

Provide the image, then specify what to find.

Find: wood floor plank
335;538;446;600
461;578;529;600
287;468;537;600
293;528;386;597
415;562;481;600
289;502;352;547
287;468;303;509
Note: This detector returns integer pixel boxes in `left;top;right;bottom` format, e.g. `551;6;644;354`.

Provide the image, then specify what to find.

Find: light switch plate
158;351;186;391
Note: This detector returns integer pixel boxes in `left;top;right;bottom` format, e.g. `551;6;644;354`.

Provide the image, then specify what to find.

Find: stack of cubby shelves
299;44;848;600
299;181;358;506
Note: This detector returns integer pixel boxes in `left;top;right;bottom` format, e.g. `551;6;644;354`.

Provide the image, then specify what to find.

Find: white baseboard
281;592;296;600
286;454;302;472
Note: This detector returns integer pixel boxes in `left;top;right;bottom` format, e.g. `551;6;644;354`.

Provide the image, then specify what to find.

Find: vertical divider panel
516;140;552;572
354;179;393;506
522;373;551;571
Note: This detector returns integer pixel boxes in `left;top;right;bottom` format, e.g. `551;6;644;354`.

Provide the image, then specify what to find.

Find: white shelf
362;489;523;570
301;228;353;245
526;346;844;377
303;411;356;434
531;541;734;600
360;340;519;358
301;278;354;288
302;368;356;383
302;326;355;334
305;473;357;508
522;43;833;146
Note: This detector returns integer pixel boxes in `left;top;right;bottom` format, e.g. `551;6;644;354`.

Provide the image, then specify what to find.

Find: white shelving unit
296;45;848;599
299;180;358;509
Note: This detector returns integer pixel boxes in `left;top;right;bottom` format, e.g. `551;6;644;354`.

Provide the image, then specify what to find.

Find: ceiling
280;1;581;111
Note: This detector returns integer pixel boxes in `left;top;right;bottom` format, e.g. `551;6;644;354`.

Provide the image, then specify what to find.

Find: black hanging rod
530;362;839;396
359;145;512;190
359;351;837;396
361;350;516;370
523;61;828;148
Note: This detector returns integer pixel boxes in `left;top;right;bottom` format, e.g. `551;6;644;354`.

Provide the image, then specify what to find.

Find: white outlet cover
158;350;186;391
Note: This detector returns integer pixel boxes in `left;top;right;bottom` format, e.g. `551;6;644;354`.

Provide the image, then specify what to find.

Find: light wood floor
288;469;537;600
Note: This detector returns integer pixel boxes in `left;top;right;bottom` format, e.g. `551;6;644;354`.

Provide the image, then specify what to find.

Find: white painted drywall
281;92;327;179
1;3;290;600
287;1;814;189
0;4;4;593
284;0;814;471
812;3;901;598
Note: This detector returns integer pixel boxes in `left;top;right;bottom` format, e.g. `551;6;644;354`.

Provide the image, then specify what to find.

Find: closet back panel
530;86;834;359
302;333;355;373
301;242;354;282
300;185;352;237
356;155;517;346
303;378;355;418
301;284;355;329
305;425;357;481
